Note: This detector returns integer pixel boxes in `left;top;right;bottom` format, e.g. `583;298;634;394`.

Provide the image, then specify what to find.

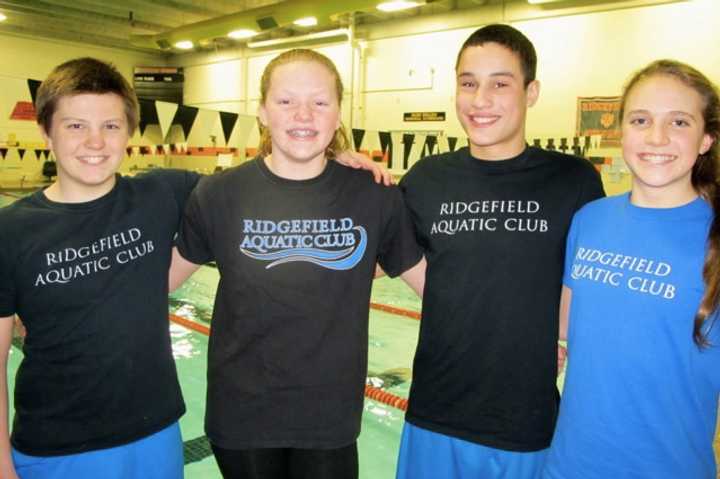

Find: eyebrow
457;71;517;79
626;109;697;119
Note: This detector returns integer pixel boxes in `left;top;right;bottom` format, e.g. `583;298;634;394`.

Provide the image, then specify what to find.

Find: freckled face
258;60;341;168
622;75;714;206
455;43;539;160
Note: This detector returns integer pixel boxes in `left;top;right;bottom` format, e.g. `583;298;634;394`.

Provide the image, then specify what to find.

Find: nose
294;102;313;122
471;84;492;109
84;128;106;149
646;122;670;146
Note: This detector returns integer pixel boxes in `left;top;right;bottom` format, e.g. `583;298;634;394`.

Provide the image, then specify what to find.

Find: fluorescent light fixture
0;13;6;22
174;40;194;49
293;16;318;27
228;29;257;39
248;28;349;49
527;0;565;4
377;1;422;12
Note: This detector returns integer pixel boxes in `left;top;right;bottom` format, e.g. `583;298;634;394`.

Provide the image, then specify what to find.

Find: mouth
466;114;500;127
638;153;676;165
286;128;319;139
77;155;108;165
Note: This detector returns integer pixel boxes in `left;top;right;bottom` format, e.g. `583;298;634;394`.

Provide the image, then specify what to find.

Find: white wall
0;32;165;144
174;0;720;146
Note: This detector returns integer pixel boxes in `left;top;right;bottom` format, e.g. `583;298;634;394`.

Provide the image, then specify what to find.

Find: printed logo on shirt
430;200;549;235
570;247;676;299
35;227;154;286
239;217;367;270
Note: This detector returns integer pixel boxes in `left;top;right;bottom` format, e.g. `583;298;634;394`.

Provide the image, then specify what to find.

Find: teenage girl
543;59;720;479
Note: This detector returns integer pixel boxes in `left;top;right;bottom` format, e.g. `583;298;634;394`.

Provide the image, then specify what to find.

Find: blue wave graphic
241;226;367;270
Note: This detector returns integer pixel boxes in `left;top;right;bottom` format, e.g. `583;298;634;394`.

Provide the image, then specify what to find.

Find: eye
105;123;122;130
493;81;509;88
671;118;690;127
459;80;476;89
276;98;291;105
66;123;84;130
315;100;329;107
628;117;648;126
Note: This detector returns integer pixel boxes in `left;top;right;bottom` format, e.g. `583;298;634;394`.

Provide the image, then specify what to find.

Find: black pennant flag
447;137;458;152
139;99;159;137
378;131;392;167
126;147;133;156
172;105;199;139
17;148;26;160
27;79;42;104
0;148;7;159
219;111;239;145
34;149;45;160
351;128;365;151
402;134;415;170
423;135;438;157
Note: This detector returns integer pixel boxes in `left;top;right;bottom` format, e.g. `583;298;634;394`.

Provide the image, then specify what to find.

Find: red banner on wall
10;101;36;121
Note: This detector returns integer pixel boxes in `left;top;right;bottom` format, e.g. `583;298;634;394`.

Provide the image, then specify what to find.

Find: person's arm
399;257;426;298
168;247;202;292
557;285;572;375
335;150;393;186
0;315;18;479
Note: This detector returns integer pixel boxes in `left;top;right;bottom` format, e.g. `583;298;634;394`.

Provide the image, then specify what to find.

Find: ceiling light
377;1;422;12
0;13;6;22
228;29;257;39
527;0;565;3
174;40;194;49
293;16;318;27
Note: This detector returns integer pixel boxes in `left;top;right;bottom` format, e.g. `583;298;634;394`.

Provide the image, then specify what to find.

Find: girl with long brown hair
543;59;720;479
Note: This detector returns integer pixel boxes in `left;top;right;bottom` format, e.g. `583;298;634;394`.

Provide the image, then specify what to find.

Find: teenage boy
396;24;605;479
0;57;200;479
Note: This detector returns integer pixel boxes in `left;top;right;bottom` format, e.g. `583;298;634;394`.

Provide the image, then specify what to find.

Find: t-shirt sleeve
575;163;605;211
0;226;16;316
154;169;202;218
376;186;423;277
562;213;581;289
175;184;215;265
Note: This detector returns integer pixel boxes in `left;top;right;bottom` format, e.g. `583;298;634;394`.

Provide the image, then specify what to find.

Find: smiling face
258;60;341;178
455;42;539;160
622;74;714;207
42;93;129;202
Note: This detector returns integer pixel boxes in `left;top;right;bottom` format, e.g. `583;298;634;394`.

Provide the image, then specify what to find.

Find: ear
257;103;268;127
526;80;540;108
700;133;715;155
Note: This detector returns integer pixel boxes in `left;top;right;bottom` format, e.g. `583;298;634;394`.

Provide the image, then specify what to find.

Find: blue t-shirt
543;193;720;479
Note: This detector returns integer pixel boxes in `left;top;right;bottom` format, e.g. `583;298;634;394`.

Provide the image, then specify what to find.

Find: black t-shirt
400;146;604;451
176;158;422;449
0;170;199;455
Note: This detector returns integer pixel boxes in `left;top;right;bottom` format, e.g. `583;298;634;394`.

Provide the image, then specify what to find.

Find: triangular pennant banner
17;148;26;160
423;135;438;157
155;101;179;141
402;134;415;170
378;131;392;164
34;149;45;160
448;137;458;152
0;148;7;159
138;99;160;137
172;105;199;139
219;111;239;145
27;79;42;105
352;128;366;151
126;147;133;157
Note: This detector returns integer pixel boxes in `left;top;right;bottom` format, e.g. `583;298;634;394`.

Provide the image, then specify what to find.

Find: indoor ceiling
0;0;681;54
